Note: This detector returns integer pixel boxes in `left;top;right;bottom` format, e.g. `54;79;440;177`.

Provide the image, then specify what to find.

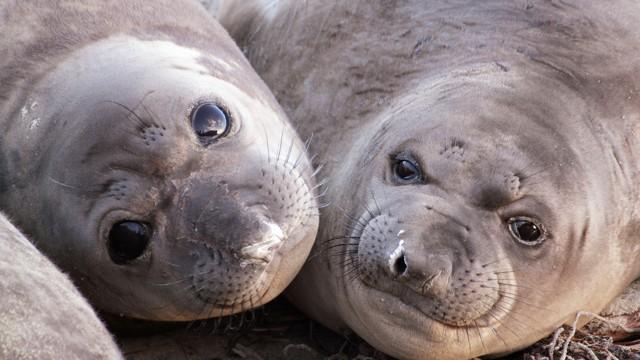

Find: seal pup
0;212;122;359
0;0;319;321
219;1;640;358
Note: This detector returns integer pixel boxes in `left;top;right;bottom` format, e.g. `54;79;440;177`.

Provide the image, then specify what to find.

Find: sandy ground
118;298;391;360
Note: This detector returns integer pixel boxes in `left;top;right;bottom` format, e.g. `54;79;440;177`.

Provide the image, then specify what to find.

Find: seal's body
219;1;640;358
0;0;318;321
0;212;122;359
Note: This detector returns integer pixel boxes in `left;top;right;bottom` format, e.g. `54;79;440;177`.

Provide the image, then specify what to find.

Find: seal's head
7;35;318;320
291;64;640;359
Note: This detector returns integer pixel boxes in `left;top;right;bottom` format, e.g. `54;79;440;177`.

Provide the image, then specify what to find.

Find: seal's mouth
240;221;286;267
185;218;293;316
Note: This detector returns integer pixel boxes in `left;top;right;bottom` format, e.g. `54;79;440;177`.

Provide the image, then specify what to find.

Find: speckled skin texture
0;0;318;321
219;1;640;358
0;212;122;359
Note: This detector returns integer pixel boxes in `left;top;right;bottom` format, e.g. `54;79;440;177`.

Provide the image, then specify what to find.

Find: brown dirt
118;298;392;360
116;298;640;360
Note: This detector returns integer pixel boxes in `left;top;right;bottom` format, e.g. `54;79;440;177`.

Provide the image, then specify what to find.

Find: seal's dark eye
508;217;545;245
393;159;422;182
191;103;230;144
108;221;151;264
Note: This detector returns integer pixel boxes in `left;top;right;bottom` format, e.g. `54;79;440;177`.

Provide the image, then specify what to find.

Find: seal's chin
342;270;519;359
187;248;282;317
358;278;509;329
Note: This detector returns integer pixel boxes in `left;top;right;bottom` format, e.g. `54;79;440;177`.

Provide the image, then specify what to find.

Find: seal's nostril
388;240;407;276
394;253;408;275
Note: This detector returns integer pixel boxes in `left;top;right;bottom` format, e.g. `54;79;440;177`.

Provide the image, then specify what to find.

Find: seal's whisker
152;277;192;287
335;204;368;229
310;178;329;192
291;147;306;170
473;320;488;352
318;234;360;246
479;256;511;268
328;251;359;261
48;176;80;190
310;163;325;179
361;197;380;220
497;281;553;296
318;244;360;257
117;144;144;157
522;166;550;182
290;132;314;170
489;326;515;349
106;162;146;177
463;326;473;354
303;132;314;153
275;123;285;165
312;184;330;200
483;310;516;346
309;241;358;263
144;107;172;135
264;126;271;166
343;258;361;274
474;269;515;276
343;270;362;284
105;100;152;129
342;255;361;274
354;204;376;230
115;126;144;141
294;153;318;176
370;190;383;217
141;104;164;128
476;298;530;335
492;298;547;327
319;239;361;248
283;128;295;167
130;90;156;114
494;290;552;313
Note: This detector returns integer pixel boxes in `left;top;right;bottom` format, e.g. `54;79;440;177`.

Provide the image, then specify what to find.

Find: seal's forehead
35;34;278;117
55;35;245;77
356;66;598;196
381;63;594;145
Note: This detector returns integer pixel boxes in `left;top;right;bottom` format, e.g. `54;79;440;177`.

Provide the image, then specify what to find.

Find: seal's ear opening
107;221;151;264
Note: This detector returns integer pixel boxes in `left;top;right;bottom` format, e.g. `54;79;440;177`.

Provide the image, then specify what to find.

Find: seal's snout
240;221;285;266
355;202;513;328
385;236;453;298
398;249;453;299
164;167;316;316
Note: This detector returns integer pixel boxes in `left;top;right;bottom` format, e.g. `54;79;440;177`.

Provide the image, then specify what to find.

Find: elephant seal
0;0;318;321
219;0;640;358
0;212;122;359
